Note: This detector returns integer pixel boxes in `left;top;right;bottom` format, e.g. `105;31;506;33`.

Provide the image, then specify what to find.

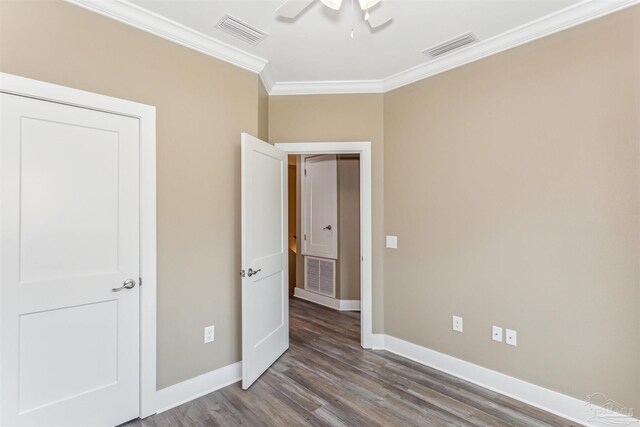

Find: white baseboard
371;333;385;350
380;335;639;427
294;288;360;311
339;299;361;311
155;361;242;414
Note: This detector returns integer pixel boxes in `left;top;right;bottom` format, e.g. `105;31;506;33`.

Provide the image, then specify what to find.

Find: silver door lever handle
247;268;261;277
323;225;332;230
112;279;136;292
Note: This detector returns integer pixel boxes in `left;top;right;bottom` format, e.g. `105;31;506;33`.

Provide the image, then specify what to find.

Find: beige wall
270;96;384;330
338;156;361;300
384;6;640;411
0;0;262;390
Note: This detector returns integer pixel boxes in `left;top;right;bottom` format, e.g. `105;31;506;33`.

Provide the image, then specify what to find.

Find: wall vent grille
423;32;478;59
215;15;268;45
305;256;336;298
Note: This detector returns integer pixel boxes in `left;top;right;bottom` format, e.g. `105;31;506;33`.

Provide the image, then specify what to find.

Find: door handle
247;268;261;277
323;225;332;230
112;278;136;292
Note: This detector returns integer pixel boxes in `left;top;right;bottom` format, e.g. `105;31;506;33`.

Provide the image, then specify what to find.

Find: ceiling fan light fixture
358;0;381;10
320;0;343;10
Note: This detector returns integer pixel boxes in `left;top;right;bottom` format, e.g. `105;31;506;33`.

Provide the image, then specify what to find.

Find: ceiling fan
276;0;393;29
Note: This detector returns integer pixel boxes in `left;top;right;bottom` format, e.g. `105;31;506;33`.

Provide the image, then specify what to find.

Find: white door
301;155;338;259
241;133;288;389
1;93;140;426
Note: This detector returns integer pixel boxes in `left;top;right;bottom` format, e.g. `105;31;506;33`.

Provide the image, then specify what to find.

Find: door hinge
139;277;142;287
304;234;307;241
304;168;307;176
240;269;246;277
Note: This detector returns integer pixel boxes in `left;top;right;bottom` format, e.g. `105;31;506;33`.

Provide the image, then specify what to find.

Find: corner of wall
258;78;269;142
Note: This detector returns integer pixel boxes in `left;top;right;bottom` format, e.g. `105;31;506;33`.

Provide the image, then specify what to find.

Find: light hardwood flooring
123;298;578;426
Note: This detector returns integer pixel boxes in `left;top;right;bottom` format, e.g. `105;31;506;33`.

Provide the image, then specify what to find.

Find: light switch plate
452;315;463;332
386;235;398;249
506;329;517;346
492;326;503;342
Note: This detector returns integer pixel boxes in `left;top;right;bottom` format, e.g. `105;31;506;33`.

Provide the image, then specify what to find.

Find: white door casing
1;72;156;423
241;133;289;389
0;93;141;426
301;155;338;260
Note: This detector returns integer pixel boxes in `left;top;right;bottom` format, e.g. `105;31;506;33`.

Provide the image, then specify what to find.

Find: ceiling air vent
423;32;478;59
215;15;267;46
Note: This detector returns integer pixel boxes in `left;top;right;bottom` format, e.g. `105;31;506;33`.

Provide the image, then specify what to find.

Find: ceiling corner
259;64;275;93
269;80;385;96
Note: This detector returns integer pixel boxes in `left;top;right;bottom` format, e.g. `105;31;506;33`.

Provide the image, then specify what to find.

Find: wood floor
124;298;578;427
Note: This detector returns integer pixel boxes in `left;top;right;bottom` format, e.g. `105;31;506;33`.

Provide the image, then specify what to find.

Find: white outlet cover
506;328;517;346
452;315;463;332
204;325;215;343
492;326;503;342
386;235;398;249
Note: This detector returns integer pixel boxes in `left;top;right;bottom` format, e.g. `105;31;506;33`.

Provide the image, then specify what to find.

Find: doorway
275;142;373;349
288;154;362;312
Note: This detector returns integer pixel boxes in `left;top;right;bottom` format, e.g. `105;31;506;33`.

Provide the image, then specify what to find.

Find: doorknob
112;278;136;292
247;268;262;277
323;225;332;230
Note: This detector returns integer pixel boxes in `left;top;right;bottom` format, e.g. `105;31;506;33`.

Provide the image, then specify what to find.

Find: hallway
125;299;577;426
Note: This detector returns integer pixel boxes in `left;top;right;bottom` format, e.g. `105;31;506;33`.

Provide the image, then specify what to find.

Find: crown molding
259;65;275;93
269;0;639;95
66;0;269;74
67;0;638;96
381;0;639;92
269;79;384;96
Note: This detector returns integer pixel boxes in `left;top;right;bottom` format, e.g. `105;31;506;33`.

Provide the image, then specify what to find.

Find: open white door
241;133;289;389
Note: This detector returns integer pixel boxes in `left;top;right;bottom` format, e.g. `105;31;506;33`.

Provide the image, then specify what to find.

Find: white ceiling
129;0;581;83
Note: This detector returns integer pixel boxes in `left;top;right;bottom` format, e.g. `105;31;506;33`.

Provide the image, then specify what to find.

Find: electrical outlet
204;325;215;343
386;235;398;249
452;315;463;332
506;329;517;346
492;326;503;342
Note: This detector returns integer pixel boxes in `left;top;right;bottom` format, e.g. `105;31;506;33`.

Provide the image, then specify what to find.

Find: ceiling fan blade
367;5;392;29
276;0;315;19
320;0;342;10
359;0;381;10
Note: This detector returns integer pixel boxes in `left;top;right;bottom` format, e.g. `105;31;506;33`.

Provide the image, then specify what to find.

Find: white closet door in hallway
1;93;141;426
301;154;338;260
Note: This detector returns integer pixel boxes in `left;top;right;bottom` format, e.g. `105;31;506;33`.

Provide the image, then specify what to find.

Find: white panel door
302;155;338;259
1;93;140;426
241;133;288;389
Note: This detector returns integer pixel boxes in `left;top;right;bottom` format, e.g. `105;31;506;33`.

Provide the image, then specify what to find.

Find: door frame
0;72;157;418
274;142;373;348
